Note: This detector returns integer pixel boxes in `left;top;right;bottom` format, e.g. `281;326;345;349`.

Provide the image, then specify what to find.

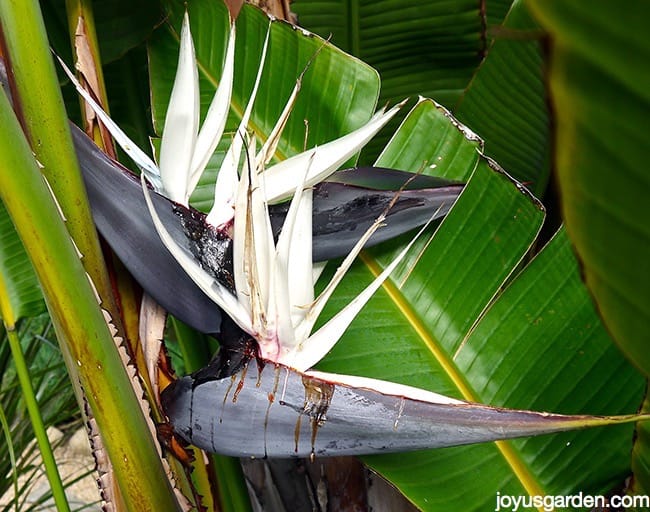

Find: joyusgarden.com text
495;491;649;511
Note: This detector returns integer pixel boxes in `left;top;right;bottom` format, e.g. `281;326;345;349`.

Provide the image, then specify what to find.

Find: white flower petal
158;12;200;204
267;259;294;353
248;139;275;316
287;187;315;327
269;160;313;352
267;204;302;351
188;21;237;194
288;213;438;370
262;101;406;204
235;141;260;306
207;23;272;228
233;138;274;335
140;173;253;334
312;261;327;285
56;55;162;190
232;145;251;311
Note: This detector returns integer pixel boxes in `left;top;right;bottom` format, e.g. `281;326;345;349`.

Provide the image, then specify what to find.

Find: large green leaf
292;0;484;108
527;0;650;498
485;0;516;28
526;1;650;381
312;101;644;510
291;0;548;184
292;0;486;159
456;0;550;195
148;0;381;212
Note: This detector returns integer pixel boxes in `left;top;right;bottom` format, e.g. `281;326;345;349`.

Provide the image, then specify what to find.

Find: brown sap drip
255;357;266;388
232;363;249;403
220;374;238;424
266;365;281;406
263;365;282;458
293;375;335;458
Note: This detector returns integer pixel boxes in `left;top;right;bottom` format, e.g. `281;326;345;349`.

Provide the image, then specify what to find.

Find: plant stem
0;300;71;511
7;327;72;512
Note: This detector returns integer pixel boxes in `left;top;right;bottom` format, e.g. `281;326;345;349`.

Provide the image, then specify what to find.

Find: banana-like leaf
528;0;650;496
292;0;484;109
485;0;516;27
527;1;650;382
309;100;645;510
293;0;548;187
292;0;486;159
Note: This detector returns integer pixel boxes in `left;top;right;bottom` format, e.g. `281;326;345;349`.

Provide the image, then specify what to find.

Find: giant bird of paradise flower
61;12;649;459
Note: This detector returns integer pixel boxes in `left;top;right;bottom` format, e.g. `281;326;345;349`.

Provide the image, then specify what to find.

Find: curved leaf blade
313;101;643;510
528;0;650;497
292;0;487;159
527;1;650;378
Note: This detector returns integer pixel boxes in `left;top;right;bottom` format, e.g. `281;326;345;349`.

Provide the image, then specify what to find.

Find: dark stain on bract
173;204;235;291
